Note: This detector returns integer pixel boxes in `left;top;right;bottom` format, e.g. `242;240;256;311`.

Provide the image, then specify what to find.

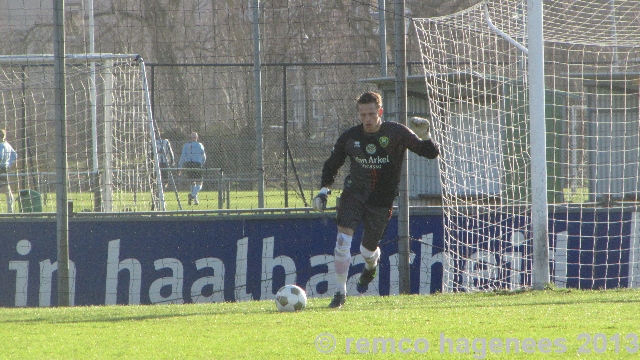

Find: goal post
0;53;163;213
414;0;640;292
526;0;550;290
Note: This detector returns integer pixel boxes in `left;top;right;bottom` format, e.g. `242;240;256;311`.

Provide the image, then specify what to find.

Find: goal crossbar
0;53;142;64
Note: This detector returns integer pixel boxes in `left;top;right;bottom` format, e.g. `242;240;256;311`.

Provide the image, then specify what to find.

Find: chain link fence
148;62;423;210
0;0;441;213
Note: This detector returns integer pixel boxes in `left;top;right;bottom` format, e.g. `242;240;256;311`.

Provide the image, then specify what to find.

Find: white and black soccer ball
275;284;307;312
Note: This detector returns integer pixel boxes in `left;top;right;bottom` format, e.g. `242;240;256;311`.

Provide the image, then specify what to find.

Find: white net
414;0;640;291
0;54;159;213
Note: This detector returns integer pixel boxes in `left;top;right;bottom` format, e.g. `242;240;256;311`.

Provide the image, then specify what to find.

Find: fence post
218;170;224;209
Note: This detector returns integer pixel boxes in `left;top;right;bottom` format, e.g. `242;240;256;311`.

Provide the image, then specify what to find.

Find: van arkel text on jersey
354;155;390;169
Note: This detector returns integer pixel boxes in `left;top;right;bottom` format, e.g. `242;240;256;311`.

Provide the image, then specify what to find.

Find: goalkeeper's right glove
409;116;432;141
312;187;330;212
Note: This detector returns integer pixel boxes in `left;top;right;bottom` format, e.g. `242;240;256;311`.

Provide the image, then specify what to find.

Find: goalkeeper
312;91;439;309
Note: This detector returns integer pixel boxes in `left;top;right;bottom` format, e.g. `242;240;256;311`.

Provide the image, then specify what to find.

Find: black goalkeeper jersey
320;121;439;207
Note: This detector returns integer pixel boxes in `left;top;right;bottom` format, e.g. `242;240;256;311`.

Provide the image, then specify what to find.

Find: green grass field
1;289;639;359
3;189;332;213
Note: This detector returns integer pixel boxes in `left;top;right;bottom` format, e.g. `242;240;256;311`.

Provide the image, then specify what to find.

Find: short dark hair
356;91;382;109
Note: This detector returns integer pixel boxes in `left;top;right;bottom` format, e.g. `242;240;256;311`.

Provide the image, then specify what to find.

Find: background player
155;137;175;189
178;132;206;205
0;129;17;213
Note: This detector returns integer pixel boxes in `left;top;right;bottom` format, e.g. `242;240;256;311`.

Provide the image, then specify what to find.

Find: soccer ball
275;284;307;312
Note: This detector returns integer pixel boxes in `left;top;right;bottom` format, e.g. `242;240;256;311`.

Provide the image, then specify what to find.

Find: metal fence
143;61;425;211
0;0;440;213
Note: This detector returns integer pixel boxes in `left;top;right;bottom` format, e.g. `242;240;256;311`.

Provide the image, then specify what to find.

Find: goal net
414;0;640;291
0;54;161;213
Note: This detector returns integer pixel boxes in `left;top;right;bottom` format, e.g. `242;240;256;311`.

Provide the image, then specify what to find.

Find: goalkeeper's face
358;103;383;133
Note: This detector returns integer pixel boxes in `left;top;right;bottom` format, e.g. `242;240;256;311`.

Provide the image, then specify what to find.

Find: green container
19;189;42;213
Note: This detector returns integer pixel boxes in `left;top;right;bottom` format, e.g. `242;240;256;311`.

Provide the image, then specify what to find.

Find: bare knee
337;226;354;236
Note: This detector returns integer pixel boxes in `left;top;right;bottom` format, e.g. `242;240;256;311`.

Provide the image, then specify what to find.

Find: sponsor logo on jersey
354;141;360;148
354;155;390;169
365;143;377;154
379;136;389;148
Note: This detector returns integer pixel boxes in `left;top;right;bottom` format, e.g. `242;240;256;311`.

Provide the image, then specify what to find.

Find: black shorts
336;192;392;251
0;166;8;187
159;162;170;182
183;161;203;181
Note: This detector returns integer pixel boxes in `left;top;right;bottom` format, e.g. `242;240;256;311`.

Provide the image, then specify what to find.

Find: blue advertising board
0;209;638;307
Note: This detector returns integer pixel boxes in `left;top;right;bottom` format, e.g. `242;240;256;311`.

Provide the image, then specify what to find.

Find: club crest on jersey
379;136;389;148
365;143;377;154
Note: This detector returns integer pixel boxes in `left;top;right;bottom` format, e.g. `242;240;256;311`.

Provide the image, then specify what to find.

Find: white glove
410;116;431;140
312;187;330;212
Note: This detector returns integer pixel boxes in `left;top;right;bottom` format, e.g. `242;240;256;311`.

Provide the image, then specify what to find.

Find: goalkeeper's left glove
312;187;330;212
409;116;431;140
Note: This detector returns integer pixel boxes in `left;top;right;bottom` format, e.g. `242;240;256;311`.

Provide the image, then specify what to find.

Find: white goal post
0;53;164;213
414;0;640;292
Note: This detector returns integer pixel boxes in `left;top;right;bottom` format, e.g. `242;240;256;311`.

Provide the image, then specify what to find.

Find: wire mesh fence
0;0;445;213
147;62;426;211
